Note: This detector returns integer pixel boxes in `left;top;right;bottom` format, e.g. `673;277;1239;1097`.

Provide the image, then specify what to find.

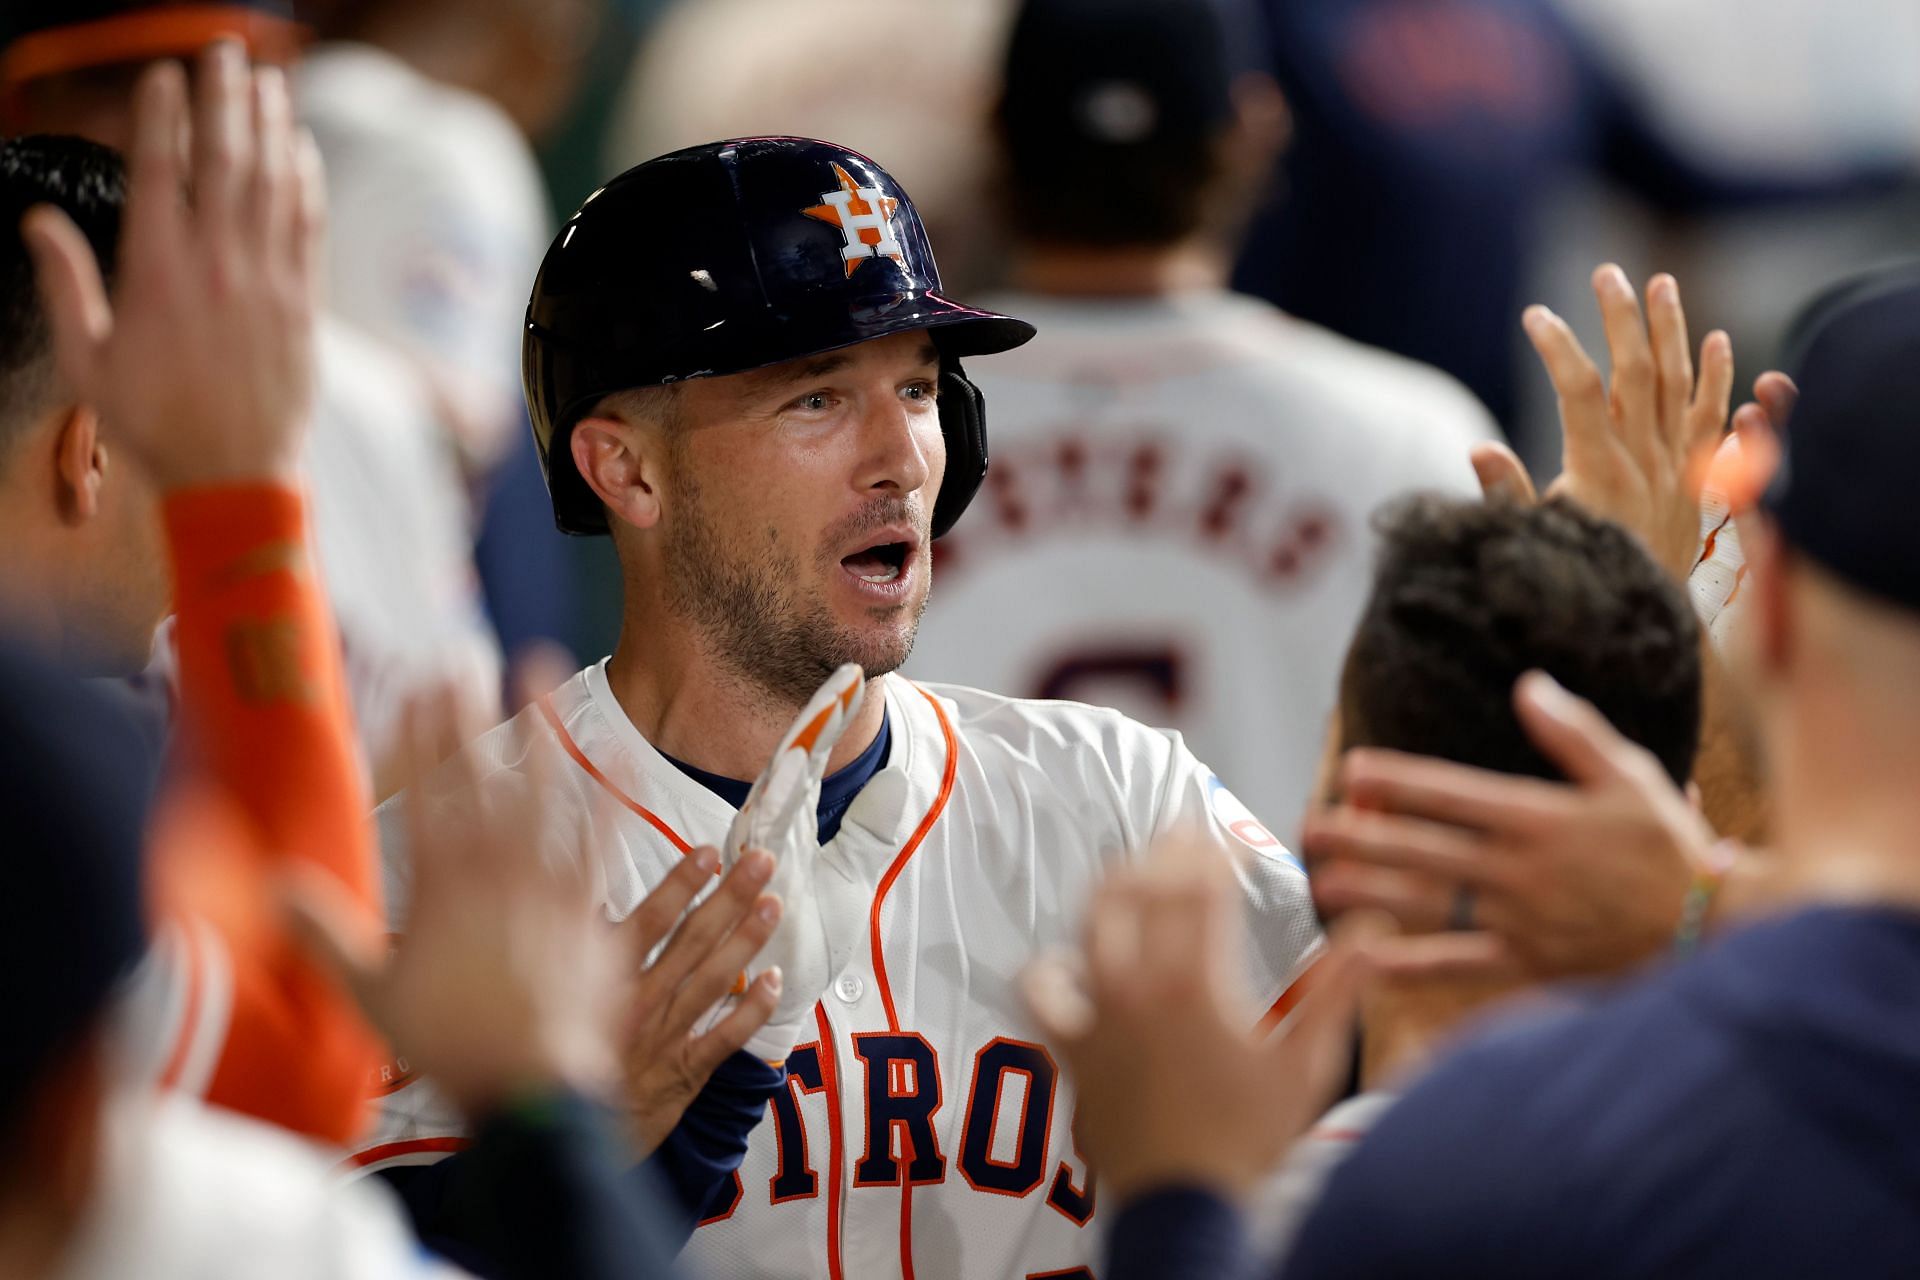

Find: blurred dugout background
348;0;1920;664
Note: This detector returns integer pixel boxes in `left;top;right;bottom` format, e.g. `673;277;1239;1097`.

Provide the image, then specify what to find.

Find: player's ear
51;403;107;525
1229;72;1291;160
572;414;666;531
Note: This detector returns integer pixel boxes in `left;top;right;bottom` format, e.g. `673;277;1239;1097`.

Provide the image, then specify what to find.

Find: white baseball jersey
356;660;1320;1279
300;42;552;471
305;320;503;778
58;1093;462;1280
907;289;1495;847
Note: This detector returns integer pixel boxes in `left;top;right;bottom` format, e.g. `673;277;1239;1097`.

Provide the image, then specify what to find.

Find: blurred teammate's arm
23;46;382;1142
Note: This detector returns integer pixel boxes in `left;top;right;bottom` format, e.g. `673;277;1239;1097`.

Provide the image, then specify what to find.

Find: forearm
386;1090;685;1280
640;1050;786;1243
157;485;385;1140
164;484;378;896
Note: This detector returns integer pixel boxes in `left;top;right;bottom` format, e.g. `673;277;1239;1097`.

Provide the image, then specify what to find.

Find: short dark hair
1;135;125;451
1341;496;1702;786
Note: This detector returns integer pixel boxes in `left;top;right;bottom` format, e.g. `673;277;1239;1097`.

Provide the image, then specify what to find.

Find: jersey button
834;974;864;1004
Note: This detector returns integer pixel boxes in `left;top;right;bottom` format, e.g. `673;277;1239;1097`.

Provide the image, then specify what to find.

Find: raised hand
714;663;877;1062
286;689;629;1118
1304;672;1718;983
616;844;783;1154
1023;839;1376;1206
21;42;324;490
1521;266;1735;580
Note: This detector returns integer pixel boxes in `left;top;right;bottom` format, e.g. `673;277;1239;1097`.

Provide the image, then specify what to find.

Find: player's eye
789;391;834;413
903;380;937;403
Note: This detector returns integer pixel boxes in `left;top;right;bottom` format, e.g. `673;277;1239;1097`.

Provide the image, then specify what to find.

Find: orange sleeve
150;483;386;1145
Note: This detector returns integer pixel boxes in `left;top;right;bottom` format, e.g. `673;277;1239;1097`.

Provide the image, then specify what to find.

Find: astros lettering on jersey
355;660;1320;1279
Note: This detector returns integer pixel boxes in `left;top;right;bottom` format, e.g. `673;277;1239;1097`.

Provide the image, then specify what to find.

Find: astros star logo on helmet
803;162;904;277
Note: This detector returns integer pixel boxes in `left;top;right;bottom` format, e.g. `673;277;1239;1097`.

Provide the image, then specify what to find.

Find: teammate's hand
1023;839;1376;1206
1522;266;1735;580
714;663;877;1062
617;845;783;1155
1304;671;1716;983
285;688;627;1118
21;42;323;491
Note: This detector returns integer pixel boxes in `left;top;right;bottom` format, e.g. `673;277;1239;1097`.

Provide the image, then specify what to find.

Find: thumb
1512;670;1639;787
1470;441;1538;506
279;863;393;1034
20;205;111;397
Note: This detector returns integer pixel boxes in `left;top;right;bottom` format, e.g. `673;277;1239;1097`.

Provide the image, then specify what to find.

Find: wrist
1674;839;1739;956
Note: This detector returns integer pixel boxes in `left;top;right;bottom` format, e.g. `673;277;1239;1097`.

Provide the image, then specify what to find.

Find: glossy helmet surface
524;136;1035;536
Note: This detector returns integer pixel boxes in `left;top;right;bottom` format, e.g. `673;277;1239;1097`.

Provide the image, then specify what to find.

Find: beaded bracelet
1674;840;1739;957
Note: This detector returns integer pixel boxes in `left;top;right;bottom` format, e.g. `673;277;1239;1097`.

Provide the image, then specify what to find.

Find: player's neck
603;621;888;782
1009;240;1229;298
1766;702;1920;910
0;510;66;657
1358;974;1541;1092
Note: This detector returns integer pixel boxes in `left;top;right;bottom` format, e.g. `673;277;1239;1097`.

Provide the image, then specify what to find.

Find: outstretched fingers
1470;441;1539;506
1644;273;1694;448
639;849;775;999
624;846;720;959
189;41;253;244
1592;264;1657;467
1687;331;1735;462
1524;304;1613;482
686;967;784;1075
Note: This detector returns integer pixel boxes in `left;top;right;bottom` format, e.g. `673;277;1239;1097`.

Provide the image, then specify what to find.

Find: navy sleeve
1277;1019;1600;1280
641;1049;787;1240
381;1088;687;1280
1106;1186;1261;1280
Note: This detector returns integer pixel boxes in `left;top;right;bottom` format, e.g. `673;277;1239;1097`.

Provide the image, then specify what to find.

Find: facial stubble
662;464;929;707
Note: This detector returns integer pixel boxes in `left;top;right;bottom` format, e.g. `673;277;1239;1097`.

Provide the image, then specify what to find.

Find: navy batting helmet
523;136;1035;537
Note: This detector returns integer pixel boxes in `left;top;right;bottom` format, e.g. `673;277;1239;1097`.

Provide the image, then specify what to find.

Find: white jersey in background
305;321;503;778
299;42;552;472
356;661;1320;1280
908;290;1494;845
55;1094;462;1280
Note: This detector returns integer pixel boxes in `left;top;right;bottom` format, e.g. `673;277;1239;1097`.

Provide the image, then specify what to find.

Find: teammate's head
0;135;169;673
1;1;301;140
994;0;1287;251
0;640;154;1219
525;137;1032;705
1738;271;1920;769
1334;495;1703;789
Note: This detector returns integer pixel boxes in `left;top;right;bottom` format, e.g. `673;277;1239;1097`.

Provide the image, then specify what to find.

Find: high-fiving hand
1023;840;1376;1206
22;42;323;490
1471;266;1734;580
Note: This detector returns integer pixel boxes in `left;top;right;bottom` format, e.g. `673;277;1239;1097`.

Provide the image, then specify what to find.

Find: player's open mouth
842;541;910;585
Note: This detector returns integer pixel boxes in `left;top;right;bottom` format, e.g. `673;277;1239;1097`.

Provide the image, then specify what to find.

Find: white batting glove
717;664;877;1061
1690;434;1750;648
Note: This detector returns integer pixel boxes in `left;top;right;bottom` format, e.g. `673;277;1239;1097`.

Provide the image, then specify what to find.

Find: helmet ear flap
933;360;988;539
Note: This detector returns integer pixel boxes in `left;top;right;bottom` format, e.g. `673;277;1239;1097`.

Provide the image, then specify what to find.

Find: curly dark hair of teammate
1340;494;1703;787
0;134;125;451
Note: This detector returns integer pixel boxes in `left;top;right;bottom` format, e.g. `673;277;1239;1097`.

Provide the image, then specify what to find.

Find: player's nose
852;390;934;501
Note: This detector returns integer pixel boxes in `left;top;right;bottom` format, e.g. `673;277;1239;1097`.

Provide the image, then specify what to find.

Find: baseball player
905;0;1497;848
361;137;1320;1280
